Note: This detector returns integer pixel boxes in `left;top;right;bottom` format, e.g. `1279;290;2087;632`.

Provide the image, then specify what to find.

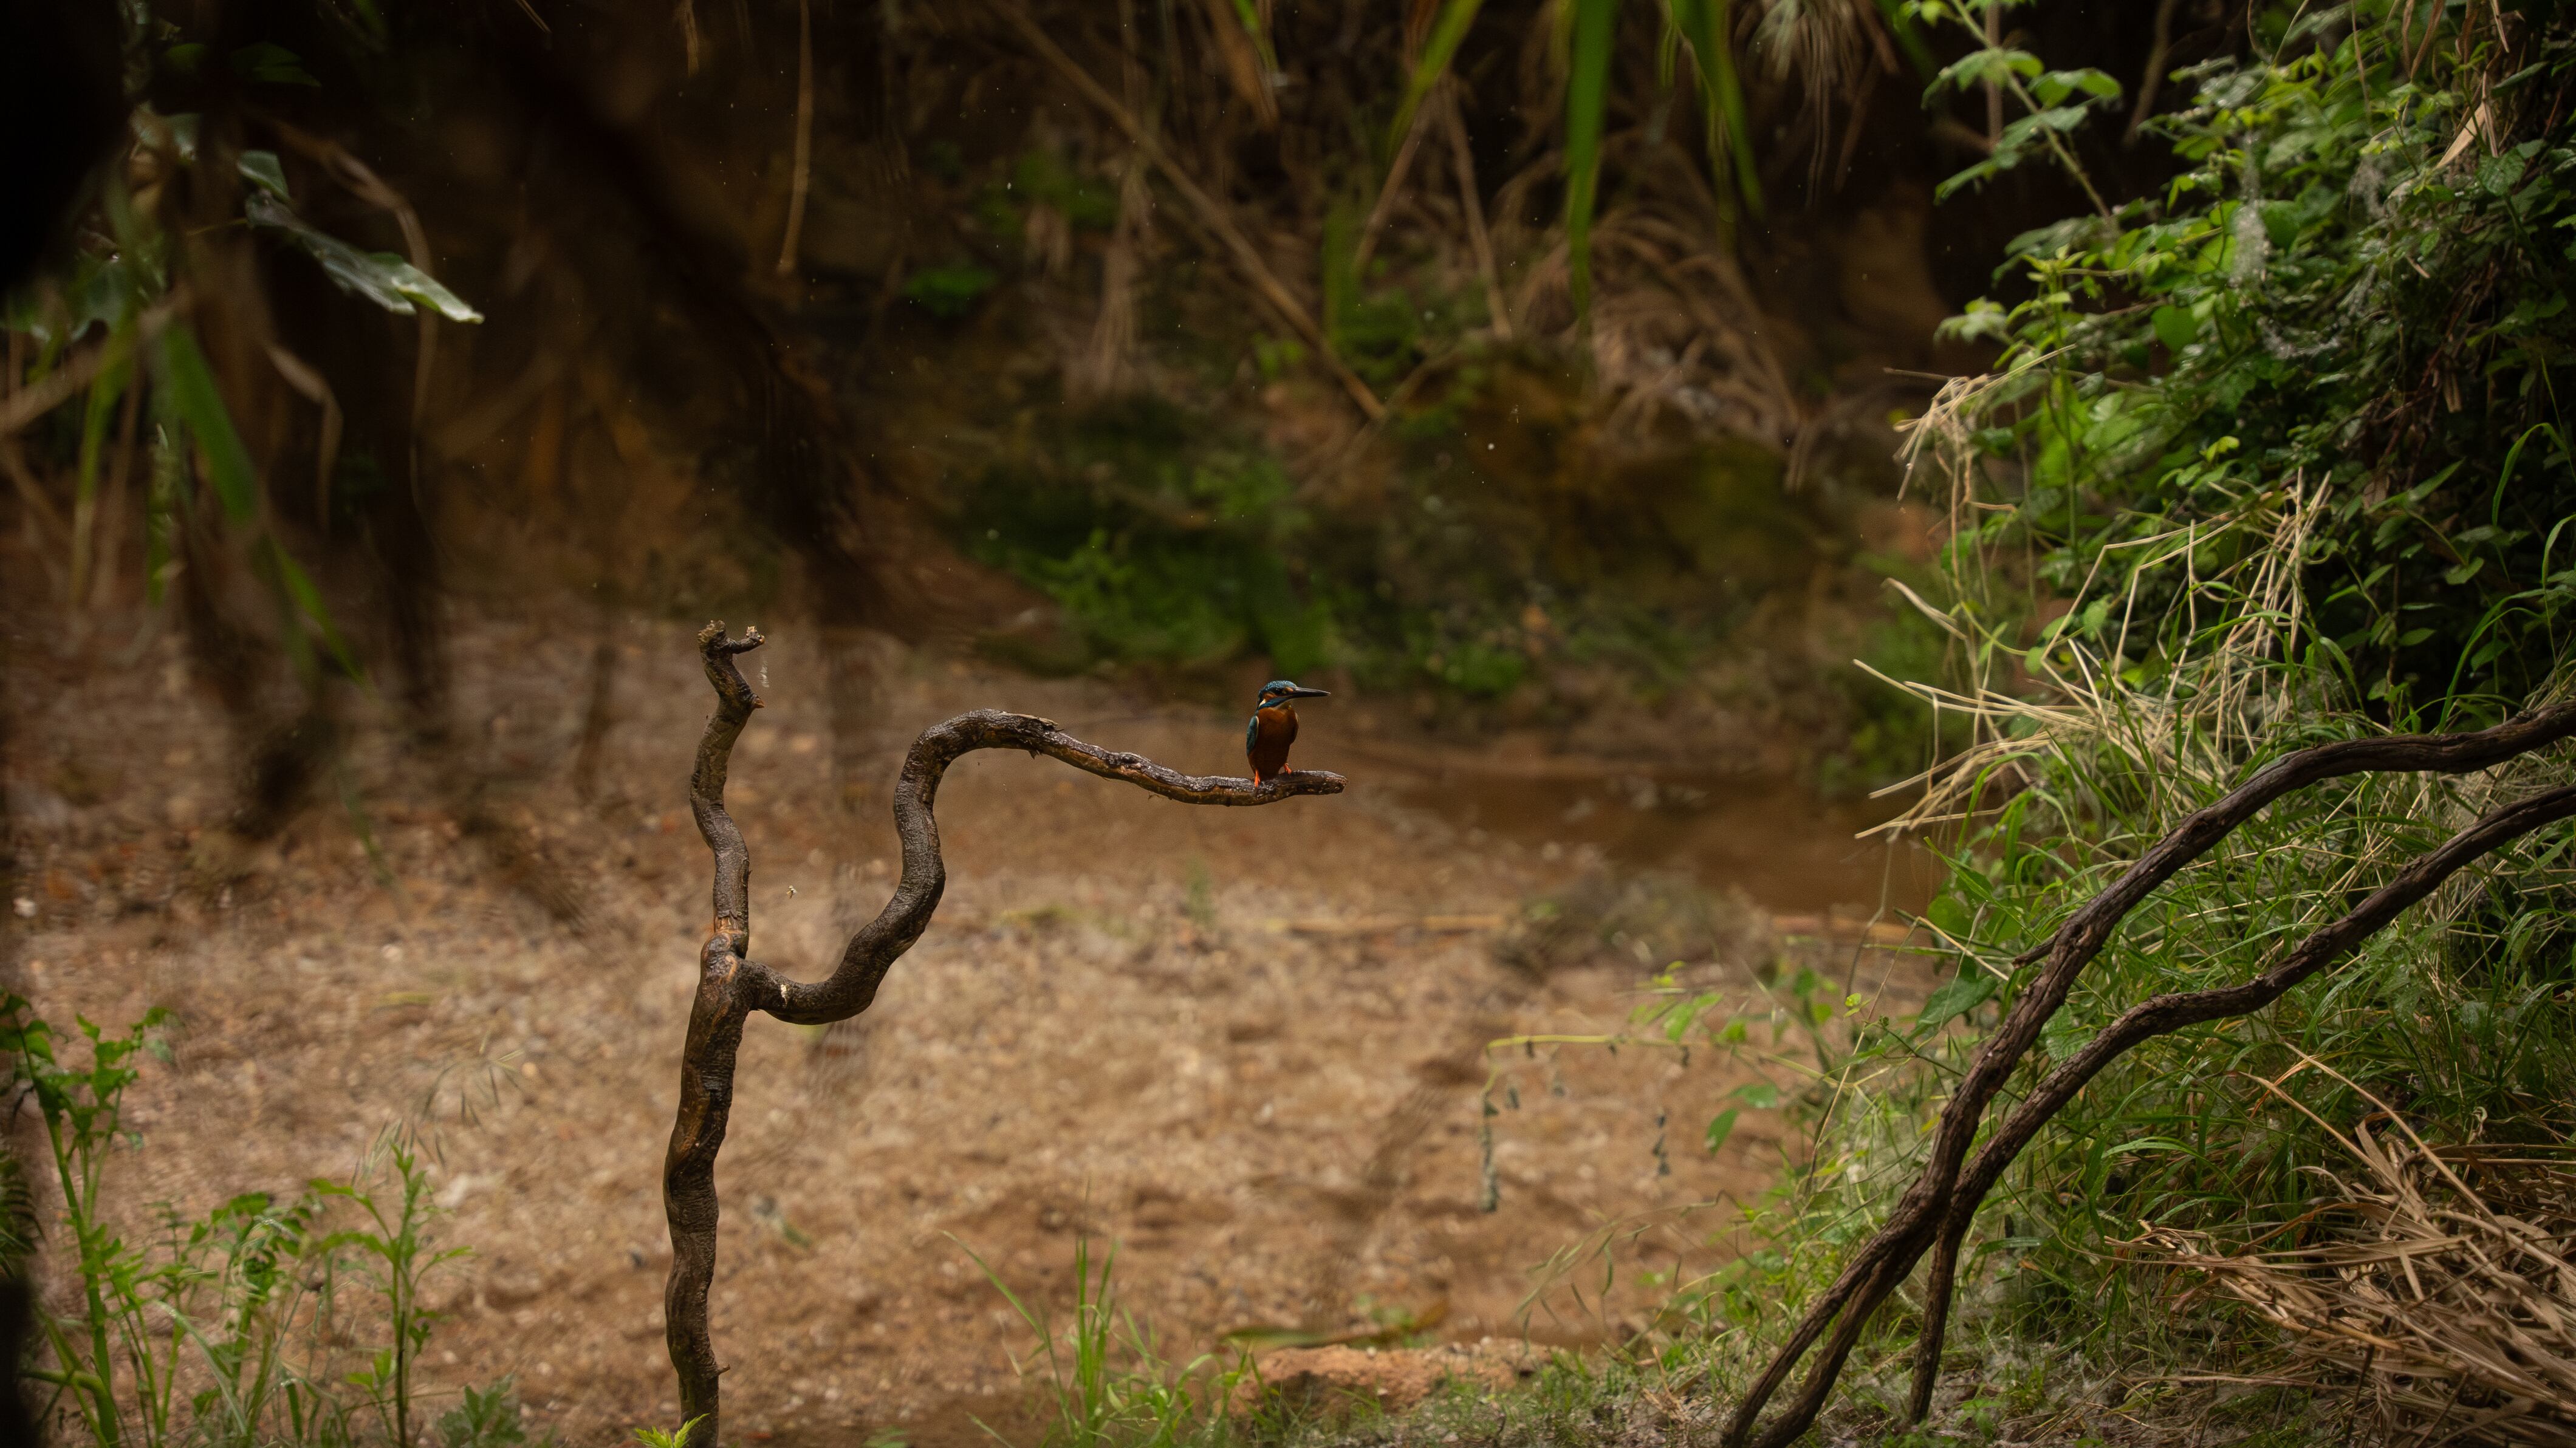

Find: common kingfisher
1245;680;1329;785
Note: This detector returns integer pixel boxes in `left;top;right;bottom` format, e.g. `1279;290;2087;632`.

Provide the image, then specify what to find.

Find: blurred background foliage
1;0;2191;801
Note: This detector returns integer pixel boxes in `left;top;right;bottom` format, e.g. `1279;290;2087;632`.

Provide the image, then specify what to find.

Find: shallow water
1394;765;1941;918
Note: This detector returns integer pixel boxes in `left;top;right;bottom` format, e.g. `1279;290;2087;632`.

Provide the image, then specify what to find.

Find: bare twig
1353;94;1436;280
1441;83;1513;341
0;295;184;439
2127;0;2186;144
775;0;814;279
264;344;343;530
262;120;451;470
1723;702;2576;1448
674;0;702;73
663;623;1345;1443
993;1;1386;420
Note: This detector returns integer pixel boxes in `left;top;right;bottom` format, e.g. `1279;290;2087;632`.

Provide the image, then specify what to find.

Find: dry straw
2150;1060;2576;1447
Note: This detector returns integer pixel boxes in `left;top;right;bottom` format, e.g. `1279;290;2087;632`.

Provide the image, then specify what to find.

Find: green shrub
1;994;529;1447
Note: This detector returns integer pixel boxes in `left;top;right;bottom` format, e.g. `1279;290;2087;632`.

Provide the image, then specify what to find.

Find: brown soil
3;602;1935;1446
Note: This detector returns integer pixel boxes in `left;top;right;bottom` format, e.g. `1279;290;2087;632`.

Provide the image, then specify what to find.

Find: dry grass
2148;1066;2576;1447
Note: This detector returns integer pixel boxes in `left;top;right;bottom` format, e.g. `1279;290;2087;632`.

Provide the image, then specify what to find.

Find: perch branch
663;623;1343;1444
1723;702;2576;1448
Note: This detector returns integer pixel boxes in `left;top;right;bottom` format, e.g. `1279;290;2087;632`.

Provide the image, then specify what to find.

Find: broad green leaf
1871;0;1936;76
152;324;259;524
1998;106;2100;149
376;257;484;323
1702;1107;1741;1155
1928;47;2041;101
230;41;320;87
1732;1081;1783;1110
2032;68;2121;106
238;150;292;201
1917;968;1998;1031
1563;0;1615;317
1386;0;1488;154
2151;304;2197;352
245;193;484;322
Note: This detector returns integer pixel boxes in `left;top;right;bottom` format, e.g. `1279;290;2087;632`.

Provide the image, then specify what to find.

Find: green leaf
1668;0;1762;218
1702;1107;1741;1155
2032;67;2121;106
2151;304;2197;352
1917;969;1998;1031
230;41;320;87
1385;0;1488;154
262;537;363;681
245;193;484;322
238;150;291;201
1563;0;1615;317
1732;1081;1783;1110
152;325;259;524
374;256;483;323
1928;47;2041;101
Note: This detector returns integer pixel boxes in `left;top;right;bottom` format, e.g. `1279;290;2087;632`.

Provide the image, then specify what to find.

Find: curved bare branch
1724;702;2576;1448
665;622;1343;1444
1903;779;2576;1420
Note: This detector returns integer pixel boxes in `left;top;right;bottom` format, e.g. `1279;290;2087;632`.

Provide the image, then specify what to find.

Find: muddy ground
4;600;1936;1444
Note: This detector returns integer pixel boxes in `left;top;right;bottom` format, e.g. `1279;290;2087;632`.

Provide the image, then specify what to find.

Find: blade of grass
1386;0;1487;154
151;323;257;525
1668;0;1762;219
1564;0;1616;319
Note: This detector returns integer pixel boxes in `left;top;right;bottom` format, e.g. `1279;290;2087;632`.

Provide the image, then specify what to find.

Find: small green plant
324;1130;471;1448
954;1234;1235;1448
0;992;512;1448
9;1000;180;1448
437;1379;533;1448
628;1414;707;1448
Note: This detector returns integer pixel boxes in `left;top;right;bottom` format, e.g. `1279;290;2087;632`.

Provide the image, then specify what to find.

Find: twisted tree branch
663;623;1343;1444
1724;703;2576;1448
1904;779;2576;1419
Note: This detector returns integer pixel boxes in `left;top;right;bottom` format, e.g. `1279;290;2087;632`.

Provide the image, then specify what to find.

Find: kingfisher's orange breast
1247;704;1299;780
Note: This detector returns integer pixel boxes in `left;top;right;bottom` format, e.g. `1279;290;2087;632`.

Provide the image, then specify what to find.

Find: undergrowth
1;994;538;1448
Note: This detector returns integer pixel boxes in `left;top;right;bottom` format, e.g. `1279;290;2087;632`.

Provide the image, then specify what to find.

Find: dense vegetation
1727;0;2576;1430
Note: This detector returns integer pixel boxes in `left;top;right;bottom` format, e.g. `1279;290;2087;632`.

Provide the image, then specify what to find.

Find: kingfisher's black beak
1289;687;1331;699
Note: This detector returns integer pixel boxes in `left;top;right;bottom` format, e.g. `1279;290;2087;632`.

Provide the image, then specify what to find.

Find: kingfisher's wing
1245;712;1260;757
